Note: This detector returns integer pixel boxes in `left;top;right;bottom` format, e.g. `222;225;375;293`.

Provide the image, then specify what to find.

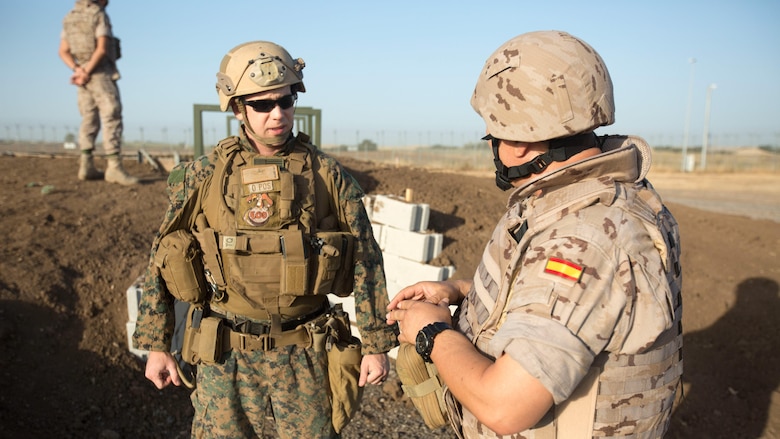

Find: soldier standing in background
58;0;137;185
388;30;683;438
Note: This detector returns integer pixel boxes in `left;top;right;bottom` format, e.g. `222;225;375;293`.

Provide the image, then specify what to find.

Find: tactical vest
454;142;683;438
193;135;355;321
62;1;119;70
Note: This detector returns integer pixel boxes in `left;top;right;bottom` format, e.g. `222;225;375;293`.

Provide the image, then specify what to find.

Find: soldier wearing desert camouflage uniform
133;41;397;438
388;30;683;438
59;0;137;185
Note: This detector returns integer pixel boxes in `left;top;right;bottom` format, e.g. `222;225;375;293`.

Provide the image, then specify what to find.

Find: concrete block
371;223;385;249
370;194;430;232
383;253;455;284
126;276;144;322
382;227;443;263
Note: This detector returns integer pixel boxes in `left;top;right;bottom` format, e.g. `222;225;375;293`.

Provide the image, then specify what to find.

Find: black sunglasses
243;94;297;113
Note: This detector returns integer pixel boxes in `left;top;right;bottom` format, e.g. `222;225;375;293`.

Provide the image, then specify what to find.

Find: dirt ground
0;147;779;439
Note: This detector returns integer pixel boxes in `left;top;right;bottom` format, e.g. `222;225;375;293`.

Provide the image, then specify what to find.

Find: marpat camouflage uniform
61;0;122;155
455;136;683;438
133;133;397;438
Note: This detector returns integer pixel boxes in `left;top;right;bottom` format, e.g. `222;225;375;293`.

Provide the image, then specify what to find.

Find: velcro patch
241;165;279;184
544;257;583;282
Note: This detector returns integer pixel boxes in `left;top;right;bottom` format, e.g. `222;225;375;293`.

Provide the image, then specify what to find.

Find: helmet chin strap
488;132;600;191
237;101;291;147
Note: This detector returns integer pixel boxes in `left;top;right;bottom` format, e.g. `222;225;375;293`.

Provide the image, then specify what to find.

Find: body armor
192;136;354;322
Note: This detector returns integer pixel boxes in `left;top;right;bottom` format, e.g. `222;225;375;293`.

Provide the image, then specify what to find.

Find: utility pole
701;83;717;171
682;58;696;172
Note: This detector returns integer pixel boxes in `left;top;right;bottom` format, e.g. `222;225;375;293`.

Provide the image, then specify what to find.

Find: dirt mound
0;153;778;438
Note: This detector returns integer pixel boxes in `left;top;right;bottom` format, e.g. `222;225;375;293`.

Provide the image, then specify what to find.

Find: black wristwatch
415;322;453;363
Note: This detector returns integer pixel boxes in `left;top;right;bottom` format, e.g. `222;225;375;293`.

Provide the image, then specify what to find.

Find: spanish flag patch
544;257;584;282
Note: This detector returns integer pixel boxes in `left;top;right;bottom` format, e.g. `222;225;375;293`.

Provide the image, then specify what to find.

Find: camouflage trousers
76;71;123;156
190;344;337;439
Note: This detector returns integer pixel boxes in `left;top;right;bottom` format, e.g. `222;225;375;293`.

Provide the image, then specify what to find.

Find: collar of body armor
488;132;600;191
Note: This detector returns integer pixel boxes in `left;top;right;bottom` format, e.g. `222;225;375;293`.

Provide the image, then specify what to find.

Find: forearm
352;243;398;354
133;247;177;351
58;39;78;71
431;330;553;434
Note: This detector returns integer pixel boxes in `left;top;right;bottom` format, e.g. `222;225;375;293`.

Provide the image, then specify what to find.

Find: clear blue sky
1;0;778;148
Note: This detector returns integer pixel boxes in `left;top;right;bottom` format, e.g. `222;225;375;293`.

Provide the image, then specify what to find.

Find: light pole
682;58;696;172
701;83;717;171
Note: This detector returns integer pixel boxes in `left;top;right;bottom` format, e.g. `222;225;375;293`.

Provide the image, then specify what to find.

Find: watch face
415;330;429;357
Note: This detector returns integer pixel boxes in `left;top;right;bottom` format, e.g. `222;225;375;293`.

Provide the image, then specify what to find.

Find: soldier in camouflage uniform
59;0;137;185
388;30;683;438
133;41;397;438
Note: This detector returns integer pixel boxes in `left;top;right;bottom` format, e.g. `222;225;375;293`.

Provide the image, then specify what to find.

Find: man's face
235;86;296;143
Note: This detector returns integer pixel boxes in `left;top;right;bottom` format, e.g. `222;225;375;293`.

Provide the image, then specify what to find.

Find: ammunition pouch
155;230;208;305
311;232;355;297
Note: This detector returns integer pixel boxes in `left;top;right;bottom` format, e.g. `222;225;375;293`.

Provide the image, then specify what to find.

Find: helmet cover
471;30;614;142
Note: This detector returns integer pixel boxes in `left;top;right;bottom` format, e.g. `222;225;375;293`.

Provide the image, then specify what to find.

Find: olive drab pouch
280;230;309;295
180;306;224;366
324;306;363;433
197;316;224;364
311;232;355;297
155;230;208;305
181;306;203;365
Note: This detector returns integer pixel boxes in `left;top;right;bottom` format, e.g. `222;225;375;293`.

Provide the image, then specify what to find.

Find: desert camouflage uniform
455;136;683;438
61;0;122;155
133;133;397;438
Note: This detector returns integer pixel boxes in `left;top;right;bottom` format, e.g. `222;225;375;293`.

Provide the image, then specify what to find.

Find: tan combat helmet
215;41;306;111
470;30;614;143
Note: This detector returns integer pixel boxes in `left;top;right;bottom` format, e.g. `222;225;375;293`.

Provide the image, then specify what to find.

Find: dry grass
331;146;780;174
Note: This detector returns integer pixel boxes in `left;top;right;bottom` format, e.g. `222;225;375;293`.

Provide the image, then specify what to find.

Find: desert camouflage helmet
215;41;306;111
471;30;614;143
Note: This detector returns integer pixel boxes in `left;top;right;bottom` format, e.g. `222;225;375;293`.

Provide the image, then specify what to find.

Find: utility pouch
325;308;363;433
396;343;449;430
280;230;309;295
198;316;224;365
155;230;208;305
181;306;203;365
311;232;355;297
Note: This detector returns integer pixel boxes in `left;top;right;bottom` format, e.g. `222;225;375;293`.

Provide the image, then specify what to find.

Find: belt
209;301;328;336
225;325;312;352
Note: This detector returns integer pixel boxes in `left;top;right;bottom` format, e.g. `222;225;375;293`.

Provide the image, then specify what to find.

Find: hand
387;299;453;344
144;350;182;389
70;67;89;86
359;353;390;386
386;280;461;321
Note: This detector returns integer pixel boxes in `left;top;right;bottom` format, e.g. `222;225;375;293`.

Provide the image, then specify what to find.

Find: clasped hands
70;66;90;86
386;280;459;344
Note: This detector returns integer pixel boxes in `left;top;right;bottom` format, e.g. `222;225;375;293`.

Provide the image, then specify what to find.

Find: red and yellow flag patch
544;257;584;282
